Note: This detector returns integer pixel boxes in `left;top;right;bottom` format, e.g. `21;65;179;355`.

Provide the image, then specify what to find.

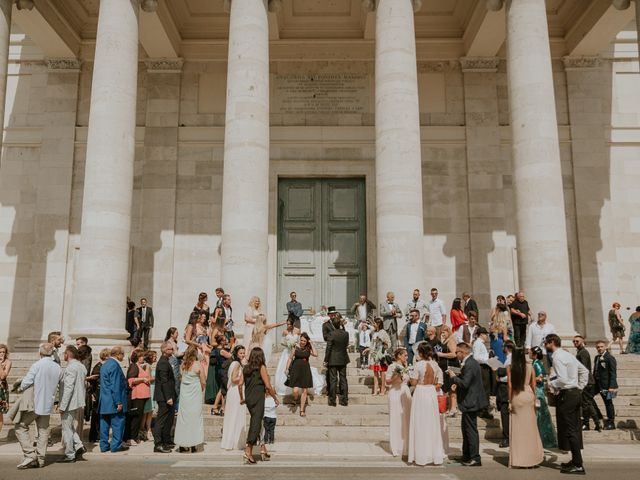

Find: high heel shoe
261;451;271;461
243;453;256;465
300;409;306;417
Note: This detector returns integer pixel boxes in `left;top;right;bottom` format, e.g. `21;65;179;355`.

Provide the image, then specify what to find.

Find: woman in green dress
626;306;640;354
174;346;206;452
529;347;558;449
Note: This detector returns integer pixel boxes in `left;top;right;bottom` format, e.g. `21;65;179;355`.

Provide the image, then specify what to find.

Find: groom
324;316;350;407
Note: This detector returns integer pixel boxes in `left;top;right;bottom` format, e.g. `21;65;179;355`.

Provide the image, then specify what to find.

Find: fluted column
220;0;270;310
373;0;425;326
0;1;33;159
506;0;574;335
71;0;153;343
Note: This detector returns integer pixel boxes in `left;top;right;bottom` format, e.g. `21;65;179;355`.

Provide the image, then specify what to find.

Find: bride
275;318;325;396
247;313;285;366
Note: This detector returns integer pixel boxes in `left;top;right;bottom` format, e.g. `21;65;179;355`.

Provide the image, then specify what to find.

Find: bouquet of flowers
393;364;408;376
281;337;298;349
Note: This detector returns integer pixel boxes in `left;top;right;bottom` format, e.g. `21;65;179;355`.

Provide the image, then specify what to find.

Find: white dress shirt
472;337;489;365
359;327;372;347
357;304;368;322
20;356;62;416
549;348;589;391
408;322;420;344
498;353;512;383
406;299;428;321
427;298;446;327
263;396;277;419
525;321;556;352
455;323;478;343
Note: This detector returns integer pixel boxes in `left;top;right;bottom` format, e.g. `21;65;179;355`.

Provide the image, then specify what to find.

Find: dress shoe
16;458;39;470
165;442;176;449
581;424;590;431
111;445;130;453
499;439;509;448
561;465;586;475
462;459;482;467
339;402;348;407
479;411;494;420
328;402;337;407
604;422;616;431
57;457;76;463
561;461;574;469
594;422;602;432
76;446;87;457
154;445;171;453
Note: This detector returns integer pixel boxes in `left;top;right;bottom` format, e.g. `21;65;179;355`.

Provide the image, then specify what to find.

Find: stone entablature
459;57;500;73
562;56;602;70
144;58;184;73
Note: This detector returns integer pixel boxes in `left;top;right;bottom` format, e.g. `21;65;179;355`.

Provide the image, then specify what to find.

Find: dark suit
576;346;603;427
404;321;426;364
153;356;176;447
495;363;510;442
136;306;154;349
453;356;488;463
99;357;128;452
464;298;479;319
322;319;336;342
324;328;350;406
594;352;618;423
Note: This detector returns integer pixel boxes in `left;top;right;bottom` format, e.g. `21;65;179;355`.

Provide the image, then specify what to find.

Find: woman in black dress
285;332;317;417
435;324;460;416
193;291;210;326
242;347;279;464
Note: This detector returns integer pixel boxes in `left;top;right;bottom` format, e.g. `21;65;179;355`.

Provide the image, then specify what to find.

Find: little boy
263;394;277;444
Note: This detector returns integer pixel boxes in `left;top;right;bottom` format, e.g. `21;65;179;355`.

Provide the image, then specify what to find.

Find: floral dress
369;330;391;372
626;313;640;354
532;359;558;449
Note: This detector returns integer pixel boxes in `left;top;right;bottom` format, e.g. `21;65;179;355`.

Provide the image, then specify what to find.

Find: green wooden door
277;178;367;320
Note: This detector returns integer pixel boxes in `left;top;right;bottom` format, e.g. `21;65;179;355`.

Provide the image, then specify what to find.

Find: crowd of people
0;286;636;472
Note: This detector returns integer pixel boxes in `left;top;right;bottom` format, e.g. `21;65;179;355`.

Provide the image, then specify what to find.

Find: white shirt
408;322;420;344
359;327;372;347
525;321;556;352
549;348;589;391
141;306;147;322
499;353;512;383
406;298;428;321
20;356;62;416
472;337;489;365
427;298;446;327
263;396;277;419
455;323;478;344
357;304;368;322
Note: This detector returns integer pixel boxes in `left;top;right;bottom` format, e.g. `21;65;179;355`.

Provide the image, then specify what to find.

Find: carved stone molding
418;60;459;73
362;0;423;13
144;57;184;73
486;0;504;11
562;56;602;70
46;58;82;72
15;0;34;10
140;0;158;13
460;56;500;73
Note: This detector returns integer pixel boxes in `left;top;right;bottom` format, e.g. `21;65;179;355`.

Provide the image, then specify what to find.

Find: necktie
463;326;470;344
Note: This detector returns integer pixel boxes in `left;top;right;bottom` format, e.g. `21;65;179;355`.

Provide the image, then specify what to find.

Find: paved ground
1;440;639;479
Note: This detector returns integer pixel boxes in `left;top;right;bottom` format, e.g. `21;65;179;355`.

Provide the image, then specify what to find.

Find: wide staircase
2;348;639;444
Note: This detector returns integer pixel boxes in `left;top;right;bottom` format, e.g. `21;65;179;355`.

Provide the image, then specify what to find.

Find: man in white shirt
426;288;447;336
15;343;62;470
405;289;428;323
545;334;589;475
455;312;479;344
525;311;556;353
357;322;373;369
404;309;426;364
472;327;493;419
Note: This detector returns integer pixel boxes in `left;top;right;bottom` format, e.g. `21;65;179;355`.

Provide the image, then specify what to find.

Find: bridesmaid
508;347;544;468
529;347;558;449
408;343;445;466
386;348;412;458
221;345;247;450
192;291;210;326
174;346;206;453
285;333;317;416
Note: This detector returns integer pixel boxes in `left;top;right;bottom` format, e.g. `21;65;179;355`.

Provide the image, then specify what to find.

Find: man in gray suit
380;291;402;352
58;345;87;463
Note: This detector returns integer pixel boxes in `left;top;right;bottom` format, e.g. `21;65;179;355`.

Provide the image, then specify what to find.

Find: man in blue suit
404;308;426;364
99;346;128;453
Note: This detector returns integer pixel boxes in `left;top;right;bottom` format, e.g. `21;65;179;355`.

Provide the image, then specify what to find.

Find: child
358;322;373;369
263;393;277;444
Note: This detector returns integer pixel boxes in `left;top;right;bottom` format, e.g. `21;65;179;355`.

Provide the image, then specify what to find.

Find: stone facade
0;6;639;346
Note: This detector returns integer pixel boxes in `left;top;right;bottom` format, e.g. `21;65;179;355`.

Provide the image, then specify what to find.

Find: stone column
373;0;425;326
70;0;150;343
613;0;640;56
220;0;270;311
506;0;574;335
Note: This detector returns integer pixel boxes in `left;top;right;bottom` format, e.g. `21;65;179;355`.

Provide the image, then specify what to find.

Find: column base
68;327;130;347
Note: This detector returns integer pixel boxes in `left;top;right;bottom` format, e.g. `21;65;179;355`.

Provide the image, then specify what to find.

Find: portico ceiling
19;0;637;58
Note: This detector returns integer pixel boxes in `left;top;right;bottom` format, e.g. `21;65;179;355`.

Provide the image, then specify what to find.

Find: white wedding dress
275;333;325;396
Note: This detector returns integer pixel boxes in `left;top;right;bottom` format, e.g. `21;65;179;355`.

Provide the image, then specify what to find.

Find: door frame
268;159;377;324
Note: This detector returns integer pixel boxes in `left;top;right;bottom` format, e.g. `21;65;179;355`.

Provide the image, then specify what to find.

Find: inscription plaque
272;74;369;114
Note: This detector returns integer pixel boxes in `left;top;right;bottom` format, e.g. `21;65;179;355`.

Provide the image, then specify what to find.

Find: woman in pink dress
221;345;247;450
386;347;412;457
408;343;445;466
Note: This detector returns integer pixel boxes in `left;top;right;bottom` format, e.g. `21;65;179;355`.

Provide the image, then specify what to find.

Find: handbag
437;394;447;414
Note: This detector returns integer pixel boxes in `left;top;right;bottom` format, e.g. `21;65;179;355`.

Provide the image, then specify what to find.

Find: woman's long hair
452;297;462;311
248;296;262;312
243;347;266;377
251;314;267;345
165;327;178;342
510;347;527;395
299;332;311;351
181;346;199;371
231;344;245;362
418;342;435;361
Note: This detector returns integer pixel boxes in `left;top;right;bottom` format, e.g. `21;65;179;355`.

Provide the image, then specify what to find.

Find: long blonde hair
251;313;267;345
248;296;262;312
181;346;199;371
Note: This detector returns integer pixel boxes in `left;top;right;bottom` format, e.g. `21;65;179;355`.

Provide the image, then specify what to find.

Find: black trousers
461;411;481;463
556;389;583;467
137;326;151;349
153;401;175;446
89;407;100;443
513;323;527;347
246;396;265;446
581;385;603;426
125;398;147;441
599;390;616;422
358;345;369;368
480;365;493;403
327;366;348;406
495;382;509;440
263;416;276;444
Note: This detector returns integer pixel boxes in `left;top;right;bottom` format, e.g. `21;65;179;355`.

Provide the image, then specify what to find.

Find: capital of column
46;58;82;72
224;0;279;14
140;0;158;13
144;57;184;73
612;0;634;10
362;0;423;13
460;56;500;73
562;55;602;70
15;0;34;11
486;0;504;12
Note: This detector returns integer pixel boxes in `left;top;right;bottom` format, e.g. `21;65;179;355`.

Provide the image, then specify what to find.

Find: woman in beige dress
244;297;262;347
508;347;544;468
386;347;412;457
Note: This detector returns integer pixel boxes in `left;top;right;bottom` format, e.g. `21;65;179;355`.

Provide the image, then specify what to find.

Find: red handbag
437;394;447;414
